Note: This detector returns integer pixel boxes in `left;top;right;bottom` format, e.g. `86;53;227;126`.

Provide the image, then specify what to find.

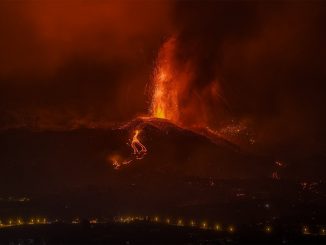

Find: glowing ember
272;171;280;180
108;154;132;170
131;129;147;159
108;129;147;170
275;161;284;167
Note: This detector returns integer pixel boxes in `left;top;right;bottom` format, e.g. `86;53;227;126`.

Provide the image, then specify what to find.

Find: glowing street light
265;226;272;233
303;226;310;235
228;225;235;233
201;222;207;229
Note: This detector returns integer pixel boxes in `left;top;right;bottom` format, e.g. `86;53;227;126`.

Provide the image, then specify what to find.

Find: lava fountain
108;129;147;170
149;36;220;128
150;37;182;122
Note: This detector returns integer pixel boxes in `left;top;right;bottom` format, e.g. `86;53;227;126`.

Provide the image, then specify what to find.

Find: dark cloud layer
0;1;326;158
173;1;326;157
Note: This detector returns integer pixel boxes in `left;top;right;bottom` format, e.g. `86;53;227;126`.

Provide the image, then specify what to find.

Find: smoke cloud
0;1;325;157
0;0;173;127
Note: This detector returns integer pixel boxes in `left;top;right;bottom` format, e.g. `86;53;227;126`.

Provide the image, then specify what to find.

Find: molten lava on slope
107;116;270;179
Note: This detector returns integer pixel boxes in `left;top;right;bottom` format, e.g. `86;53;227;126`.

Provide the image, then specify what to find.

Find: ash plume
0;1;325;157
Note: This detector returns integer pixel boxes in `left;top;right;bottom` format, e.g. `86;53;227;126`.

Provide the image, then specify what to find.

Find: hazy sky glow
0;1;325;157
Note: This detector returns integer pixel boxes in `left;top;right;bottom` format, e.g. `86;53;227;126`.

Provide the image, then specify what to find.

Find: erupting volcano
110;36;257;172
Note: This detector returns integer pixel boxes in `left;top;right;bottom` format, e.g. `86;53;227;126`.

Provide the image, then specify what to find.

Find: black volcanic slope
0;118;272;193
119;117;271;177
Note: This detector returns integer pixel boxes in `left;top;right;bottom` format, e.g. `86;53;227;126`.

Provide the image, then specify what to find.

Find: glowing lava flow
110;36;255;170
109;129;147;170
109;154;132;170
131;129;147;159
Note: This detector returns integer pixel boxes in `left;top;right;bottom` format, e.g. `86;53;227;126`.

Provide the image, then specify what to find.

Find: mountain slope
0;118;273;193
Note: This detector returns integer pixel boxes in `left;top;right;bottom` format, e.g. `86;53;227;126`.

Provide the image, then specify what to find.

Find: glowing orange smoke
131;129;147;159
150;36;190;123
150;36;219;127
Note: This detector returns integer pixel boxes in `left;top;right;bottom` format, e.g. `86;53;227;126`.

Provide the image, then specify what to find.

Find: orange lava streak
108;154;132;170
112;159;132;170
131;129;147;159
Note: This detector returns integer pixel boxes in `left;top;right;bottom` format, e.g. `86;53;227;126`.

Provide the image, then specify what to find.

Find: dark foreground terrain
0;221;326;245
1;126;326;244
